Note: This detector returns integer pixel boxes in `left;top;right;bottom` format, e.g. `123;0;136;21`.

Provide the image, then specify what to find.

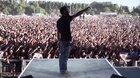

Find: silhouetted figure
20;75;33;78
56;6;90;74
111;74;127;78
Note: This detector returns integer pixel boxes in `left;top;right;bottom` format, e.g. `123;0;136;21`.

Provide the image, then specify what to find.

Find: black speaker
20;75;33;78
111;74;127;78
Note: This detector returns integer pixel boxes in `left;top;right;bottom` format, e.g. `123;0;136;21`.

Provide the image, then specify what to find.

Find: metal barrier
0;59;22;78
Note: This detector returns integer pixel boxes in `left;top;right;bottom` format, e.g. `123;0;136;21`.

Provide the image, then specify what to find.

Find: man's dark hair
60;6;69;15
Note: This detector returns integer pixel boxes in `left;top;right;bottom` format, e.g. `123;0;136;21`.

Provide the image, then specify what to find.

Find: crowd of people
0;15;140;63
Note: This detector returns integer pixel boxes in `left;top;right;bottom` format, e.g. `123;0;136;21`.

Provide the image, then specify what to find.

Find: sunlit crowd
0;15;139;64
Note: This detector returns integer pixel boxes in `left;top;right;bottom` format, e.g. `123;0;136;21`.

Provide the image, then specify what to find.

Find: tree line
0;0;140;16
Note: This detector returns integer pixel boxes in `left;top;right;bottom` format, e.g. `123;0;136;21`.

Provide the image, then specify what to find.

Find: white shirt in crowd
0;51;4;59
33;53;43;59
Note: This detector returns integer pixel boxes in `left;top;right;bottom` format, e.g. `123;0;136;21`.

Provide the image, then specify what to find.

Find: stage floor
19;59;121;78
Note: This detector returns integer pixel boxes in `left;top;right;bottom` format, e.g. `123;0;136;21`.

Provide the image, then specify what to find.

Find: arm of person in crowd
57;31;61;40
10;45;14;50
44;44;48;51
4;46;9;52
72;7;90;19
28;48;32;53
32;46;40;54
16;45;22;52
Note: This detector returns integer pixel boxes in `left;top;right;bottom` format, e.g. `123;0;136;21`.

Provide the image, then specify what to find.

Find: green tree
10;0;18;15
118;6;124;14
17;0;26;14
2;6;10;14
121;6;130;13
104;7;110;12
131;6;140;16
25;5;34;15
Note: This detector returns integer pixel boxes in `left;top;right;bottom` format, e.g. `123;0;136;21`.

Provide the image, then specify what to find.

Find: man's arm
57;31;61;40
72;7;90;19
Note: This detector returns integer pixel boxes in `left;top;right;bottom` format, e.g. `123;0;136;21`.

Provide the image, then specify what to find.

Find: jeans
59;41;71;73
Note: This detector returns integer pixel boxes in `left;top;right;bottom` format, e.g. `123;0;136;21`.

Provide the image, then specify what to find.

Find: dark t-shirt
57;15;73;41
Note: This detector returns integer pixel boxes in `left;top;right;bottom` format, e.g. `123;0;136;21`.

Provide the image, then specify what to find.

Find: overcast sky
27;0;140;10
